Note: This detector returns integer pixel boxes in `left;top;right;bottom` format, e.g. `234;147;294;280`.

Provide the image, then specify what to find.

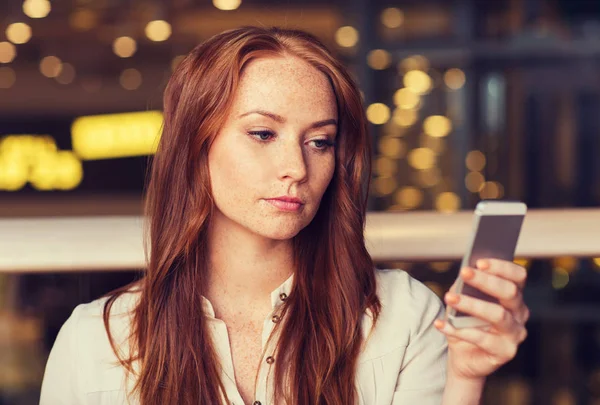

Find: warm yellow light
23;0;51;18
395;186;423;209
415;167;441;188
423;115;452;138
119;68;142;90
435;192;461;213
113;36;137;58
378;137;405;159
171;55;185;71
375;157;397;177
408;147;436;170
145;20;172;42
40;56;62;78
465;150;486;171
0;67;16;89
514;258;530;268
431;262;452;273
403;70;432;95
213;0;242;10
0;42;17;63
53;151;83;190
0;157;28;191
392;108;418;127
444;68;466;90
56;63;76;85
552;268;569;289
552;257;578;273
335;26;359;48
593;258;600;268
373;176;397;196
381;8;404;29
71;111;163;160
367;49;391;70
465;171;485;192
6;22;32;44
393;88;420;109
366;103;390;125
479;181;503;199
69;9;97;31
398;55;429;73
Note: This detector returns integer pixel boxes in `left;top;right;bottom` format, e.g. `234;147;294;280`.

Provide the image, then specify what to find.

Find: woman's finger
435;319;527;360
460;267;520;303
476;259;527;290
444;292;517;333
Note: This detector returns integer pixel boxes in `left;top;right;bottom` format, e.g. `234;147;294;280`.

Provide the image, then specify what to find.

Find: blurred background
1;0;600;404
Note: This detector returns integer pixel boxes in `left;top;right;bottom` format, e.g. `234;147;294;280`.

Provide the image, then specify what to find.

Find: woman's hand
433;258;530;381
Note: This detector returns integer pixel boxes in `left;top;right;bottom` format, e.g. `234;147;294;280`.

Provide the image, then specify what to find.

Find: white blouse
40;269;448;405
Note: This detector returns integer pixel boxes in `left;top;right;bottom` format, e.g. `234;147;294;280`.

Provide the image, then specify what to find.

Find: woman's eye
311;139;335;150
248;130;275;141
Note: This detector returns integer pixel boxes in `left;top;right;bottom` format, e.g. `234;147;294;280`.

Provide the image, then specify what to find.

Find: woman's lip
265;199;304;212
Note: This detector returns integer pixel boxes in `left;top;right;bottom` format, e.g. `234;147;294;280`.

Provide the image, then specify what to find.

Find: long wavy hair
103;26;381;405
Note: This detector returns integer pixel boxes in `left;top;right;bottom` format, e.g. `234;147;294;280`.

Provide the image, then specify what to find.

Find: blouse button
253;402;262;405
266;356;275;364
272;314;281;323
279;292;287;301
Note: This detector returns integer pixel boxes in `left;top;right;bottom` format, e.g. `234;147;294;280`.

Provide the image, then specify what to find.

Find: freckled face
207;56;338;240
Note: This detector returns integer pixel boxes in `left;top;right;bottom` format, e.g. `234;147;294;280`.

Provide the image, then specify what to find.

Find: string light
393;88;420;109
378;136;405;158
465;150;486;171
69;9;97;31
373;176;396;196
56;63;76;84
403;70;432;95
408;147;436;170
394;186;423;209
392;108;418;127
465;171;485;192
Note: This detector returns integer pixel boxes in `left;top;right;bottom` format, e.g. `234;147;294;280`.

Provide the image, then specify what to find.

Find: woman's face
208;55;337;241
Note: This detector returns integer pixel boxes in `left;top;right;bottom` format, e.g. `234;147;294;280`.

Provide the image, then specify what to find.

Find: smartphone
445;200;527;329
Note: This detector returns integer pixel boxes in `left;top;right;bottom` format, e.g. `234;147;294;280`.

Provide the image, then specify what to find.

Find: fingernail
445;292;459;303
461;267;475;279
434;319;444;329
477;259;489;269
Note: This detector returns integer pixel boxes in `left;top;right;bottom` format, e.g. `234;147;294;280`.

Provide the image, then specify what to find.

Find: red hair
103;26;380;405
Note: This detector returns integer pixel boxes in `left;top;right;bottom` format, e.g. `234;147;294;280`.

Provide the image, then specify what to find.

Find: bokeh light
393;88;420;109
0;67;16;89
366;103;390;125
119;68;142;90
466;150;486;171
145;20;172;42
403;70;432;95
392;108;418;127
423;115;452;138
113;36;137;58
23;0;51;18
0;42;17;64
367;49;392;70
6;23;32;44
395;186;424;209
435;192;461;213
444;68;466;90
335;26;359;48
213;0;242;10
381;8;404;29
408;147;436;170
40;56;63;78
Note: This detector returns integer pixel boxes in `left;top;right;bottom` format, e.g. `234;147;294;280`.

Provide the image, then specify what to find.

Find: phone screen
454;214;524;317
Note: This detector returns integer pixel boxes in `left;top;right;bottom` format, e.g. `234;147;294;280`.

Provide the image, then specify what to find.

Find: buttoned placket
202;275;294;405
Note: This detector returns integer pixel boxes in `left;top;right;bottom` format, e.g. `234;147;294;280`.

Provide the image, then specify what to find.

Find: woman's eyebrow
238;109;337;129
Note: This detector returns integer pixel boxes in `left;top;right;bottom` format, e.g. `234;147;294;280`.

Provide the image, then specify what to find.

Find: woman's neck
204;214;294;318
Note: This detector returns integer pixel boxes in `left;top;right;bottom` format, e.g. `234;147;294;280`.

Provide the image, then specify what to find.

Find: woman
40;26;529;405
